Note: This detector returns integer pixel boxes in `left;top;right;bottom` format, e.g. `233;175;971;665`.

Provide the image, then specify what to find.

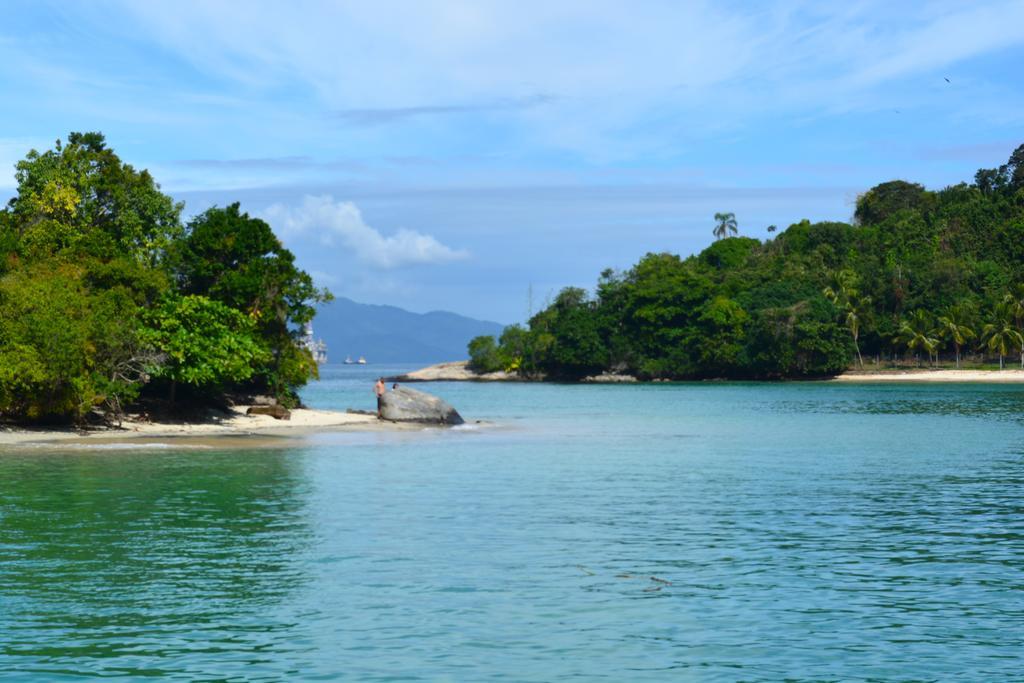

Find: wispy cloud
262;195;469;268
332;94;555;126
176;156;363;171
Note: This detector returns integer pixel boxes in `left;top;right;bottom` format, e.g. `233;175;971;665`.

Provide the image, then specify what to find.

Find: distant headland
461;143;1024;383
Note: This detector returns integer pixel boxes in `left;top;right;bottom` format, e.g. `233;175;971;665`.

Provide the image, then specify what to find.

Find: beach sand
832;369;1024;383
0;406;418;449
398;360;1024;385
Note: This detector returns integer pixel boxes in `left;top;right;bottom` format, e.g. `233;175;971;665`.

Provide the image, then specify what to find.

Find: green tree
0;264;145;422
745;299;852;378
536;287;606;379
896;310;939;366
712;212;738;240
936;304;976;369
5;132;183;264
854;180;928;226
173;203;330;399
982;304;1024;370
1002;284;1024;367
700;236;758;269
823;270;871;368
695;296;748;375
974;143;1024;195
467;335;502;374
142;295;267;400
497;324;533;373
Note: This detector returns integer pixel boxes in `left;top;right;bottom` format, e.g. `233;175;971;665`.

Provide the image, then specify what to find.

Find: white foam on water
63;442;213;451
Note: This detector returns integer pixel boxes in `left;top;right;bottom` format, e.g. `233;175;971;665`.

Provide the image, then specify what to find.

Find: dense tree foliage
0;133;329;423
173;203;326;398
470;144;1024;380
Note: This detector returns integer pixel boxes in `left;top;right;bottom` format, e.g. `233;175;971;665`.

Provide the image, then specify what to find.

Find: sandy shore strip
833;369;1024;383
397;360;1024;384
0;406;419;448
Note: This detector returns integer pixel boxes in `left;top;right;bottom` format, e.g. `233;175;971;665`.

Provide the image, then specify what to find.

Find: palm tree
1003;284;1024;367
843;303;870;368
936;303;976;369
982;304;1024;370
824;270;870;368
896;309;939;367
712;212;738;240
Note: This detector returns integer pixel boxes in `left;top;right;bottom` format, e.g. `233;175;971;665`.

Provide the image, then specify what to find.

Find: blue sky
2;1;1023;323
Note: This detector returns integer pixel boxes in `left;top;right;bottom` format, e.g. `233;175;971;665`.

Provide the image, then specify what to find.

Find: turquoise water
2;366;1023;681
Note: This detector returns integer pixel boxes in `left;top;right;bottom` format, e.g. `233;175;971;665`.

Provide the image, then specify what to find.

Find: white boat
357;356;367;365
343;356;355;365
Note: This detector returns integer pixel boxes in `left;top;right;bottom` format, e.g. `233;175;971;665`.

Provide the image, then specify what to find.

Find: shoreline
0;406;421;449
395;361;1024;385
830;369;1024;383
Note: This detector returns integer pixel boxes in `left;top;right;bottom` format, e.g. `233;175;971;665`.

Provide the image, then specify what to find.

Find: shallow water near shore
2;365;1023;681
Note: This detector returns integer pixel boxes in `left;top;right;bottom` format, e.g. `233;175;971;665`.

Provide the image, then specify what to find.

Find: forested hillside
470;145;1024;380
0;133;329;423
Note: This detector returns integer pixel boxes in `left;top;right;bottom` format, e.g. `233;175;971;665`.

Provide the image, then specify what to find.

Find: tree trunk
1000;354;1004;370
169;380;177;404
955;345;960;369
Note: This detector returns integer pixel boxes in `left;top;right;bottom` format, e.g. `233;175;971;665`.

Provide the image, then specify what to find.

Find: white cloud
262;195;468;268
89;0;1024;162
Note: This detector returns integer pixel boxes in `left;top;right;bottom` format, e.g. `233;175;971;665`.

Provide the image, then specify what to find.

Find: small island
0;132;398;440
456;144;1024;383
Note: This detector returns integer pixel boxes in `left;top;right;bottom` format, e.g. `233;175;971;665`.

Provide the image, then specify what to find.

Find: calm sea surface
2;365;1023;681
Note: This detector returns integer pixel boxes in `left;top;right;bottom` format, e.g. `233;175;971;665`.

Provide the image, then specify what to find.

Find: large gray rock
379;386;464;425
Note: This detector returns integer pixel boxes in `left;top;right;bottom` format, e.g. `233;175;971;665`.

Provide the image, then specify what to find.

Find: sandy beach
397;360;1024;385
0;406;418;448
832;369;1024;383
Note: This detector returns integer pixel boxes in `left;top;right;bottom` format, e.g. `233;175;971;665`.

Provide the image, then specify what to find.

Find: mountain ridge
312;297;506;364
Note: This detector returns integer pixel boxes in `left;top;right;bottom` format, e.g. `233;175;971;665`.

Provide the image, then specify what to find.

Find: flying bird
944;77;951;83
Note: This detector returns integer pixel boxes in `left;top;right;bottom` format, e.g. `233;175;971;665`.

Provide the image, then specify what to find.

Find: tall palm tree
844;303;869;368
936;303;976;369
982;304;1024;370
896;309;939;367
824;270;870;368
712;212;738;240
1003;284;1024;367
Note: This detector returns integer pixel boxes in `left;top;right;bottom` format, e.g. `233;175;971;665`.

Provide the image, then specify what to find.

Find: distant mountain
311;297;506;364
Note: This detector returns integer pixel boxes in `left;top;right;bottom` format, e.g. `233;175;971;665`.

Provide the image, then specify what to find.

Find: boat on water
343;356;355;365
357;356;367;365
